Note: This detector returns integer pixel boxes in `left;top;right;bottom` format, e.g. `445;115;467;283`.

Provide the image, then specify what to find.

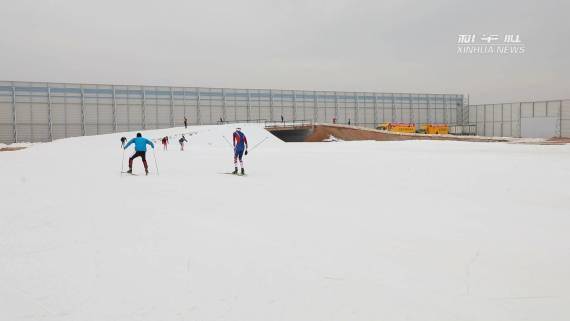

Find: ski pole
153;148;160;176
121;148;125;175
249;136;269;152
222;135;233;148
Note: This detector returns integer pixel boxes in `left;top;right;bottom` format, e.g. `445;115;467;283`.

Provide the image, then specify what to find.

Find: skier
123;132;154;175
184;117;188;129
332;116;337;124
120;136;127;148
161;136;169;150
179;135;188;151
232;127;248;175
281;115;284;123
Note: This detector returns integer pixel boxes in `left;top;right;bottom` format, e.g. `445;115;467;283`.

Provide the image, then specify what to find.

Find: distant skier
332;116;337;124
184;117;188;129
124;133;154;175
232;127;248;175
179;135;188;151
281;115;284;123
161;136;169;151
120;136;127;148
348;118;351;125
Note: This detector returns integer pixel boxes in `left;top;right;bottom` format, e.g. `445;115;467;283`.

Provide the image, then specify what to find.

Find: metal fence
468;99;570;138
0;81;464;144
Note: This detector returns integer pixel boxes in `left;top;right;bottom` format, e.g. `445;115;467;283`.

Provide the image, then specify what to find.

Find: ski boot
232;167;238;175
127;168;133;174
145;169;149;176
241;168;245;175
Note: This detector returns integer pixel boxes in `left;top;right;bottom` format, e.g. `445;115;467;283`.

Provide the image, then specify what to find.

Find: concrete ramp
266;123;510;143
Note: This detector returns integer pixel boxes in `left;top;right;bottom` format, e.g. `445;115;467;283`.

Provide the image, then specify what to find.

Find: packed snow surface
1;124;570;321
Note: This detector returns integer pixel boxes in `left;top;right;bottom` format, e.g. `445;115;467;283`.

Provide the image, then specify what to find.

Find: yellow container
424;124;448;134
389;123;416;133
376;123;416;133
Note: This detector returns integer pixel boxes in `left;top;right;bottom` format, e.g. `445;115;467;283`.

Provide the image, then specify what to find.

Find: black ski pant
129;151;148;170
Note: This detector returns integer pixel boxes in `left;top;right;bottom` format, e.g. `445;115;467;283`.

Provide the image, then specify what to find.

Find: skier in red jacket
161;136;169;150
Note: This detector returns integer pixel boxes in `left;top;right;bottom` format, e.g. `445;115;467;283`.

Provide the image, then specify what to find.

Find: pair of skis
121;171;148;176
221;172;247;177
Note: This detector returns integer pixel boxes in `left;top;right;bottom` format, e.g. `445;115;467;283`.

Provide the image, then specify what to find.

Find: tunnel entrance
266;127;314;142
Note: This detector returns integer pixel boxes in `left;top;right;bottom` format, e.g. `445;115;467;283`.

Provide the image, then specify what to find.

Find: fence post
245;89;250;123
354;92;359;126
390;93;396;123
510;103;513;137
558;100;562;138
269;89;273;121
170;88;174;127
47;87;53;141
491;104;495;137
181;88;186;122
373;93;378;126
112;87;117;132
311;91;316;123
519;102;522;137
408;93;415;124
292;90;296;122
443;94;447;125
501;103;504;137
196;88;201;125
142;89;146;130
426;94;430;124
222;88;226;122
80;89;85;136
483;104;487;136
334;91;338;123
12;86;16;143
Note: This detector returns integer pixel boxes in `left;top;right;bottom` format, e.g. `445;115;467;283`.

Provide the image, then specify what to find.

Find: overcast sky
0;0;568;104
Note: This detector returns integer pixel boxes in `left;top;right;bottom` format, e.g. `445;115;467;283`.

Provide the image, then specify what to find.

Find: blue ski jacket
124;137;154;151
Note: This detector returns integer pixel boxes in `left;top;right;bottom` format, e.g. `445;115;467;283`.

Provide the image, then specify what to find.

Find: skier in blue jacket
124;133;154;175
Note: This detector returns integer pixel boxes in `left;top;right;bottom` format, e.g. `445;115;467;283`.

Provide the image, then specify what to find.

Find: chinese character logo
457;33;525;55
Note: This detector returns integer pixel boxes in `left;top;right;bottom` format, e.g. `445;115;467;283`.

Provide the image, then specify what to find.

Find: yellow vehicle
421;124;449;135
376;122;416;133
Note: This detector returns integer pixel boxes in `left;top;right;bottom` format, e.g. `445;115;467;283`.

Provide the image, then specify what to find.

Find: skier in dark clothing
232;128;248;175
179;135;188;151
184;117;188;129
281;115;284;123
161;136;169;150
120;136;127;148
124;133;154;175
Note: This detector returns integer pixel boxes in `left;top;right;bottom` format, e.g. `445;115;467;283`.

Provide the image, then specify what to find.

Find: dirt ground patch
304;124;509;143
0;146;27;152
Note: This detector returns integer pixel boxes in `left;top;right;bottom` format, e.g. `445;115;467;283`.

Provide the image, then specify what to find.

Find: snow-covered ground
1;124;570;321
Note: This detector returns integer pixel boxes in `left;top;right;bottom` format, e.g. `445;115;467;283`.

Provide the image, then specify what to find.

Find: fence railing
264;120;314;128
217;119;268;125
0;80;464;143
467;99;570;138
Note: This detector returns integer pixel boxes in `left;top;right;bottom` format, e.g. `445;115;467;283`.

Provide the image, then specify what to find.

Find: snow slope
1;124;570;321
